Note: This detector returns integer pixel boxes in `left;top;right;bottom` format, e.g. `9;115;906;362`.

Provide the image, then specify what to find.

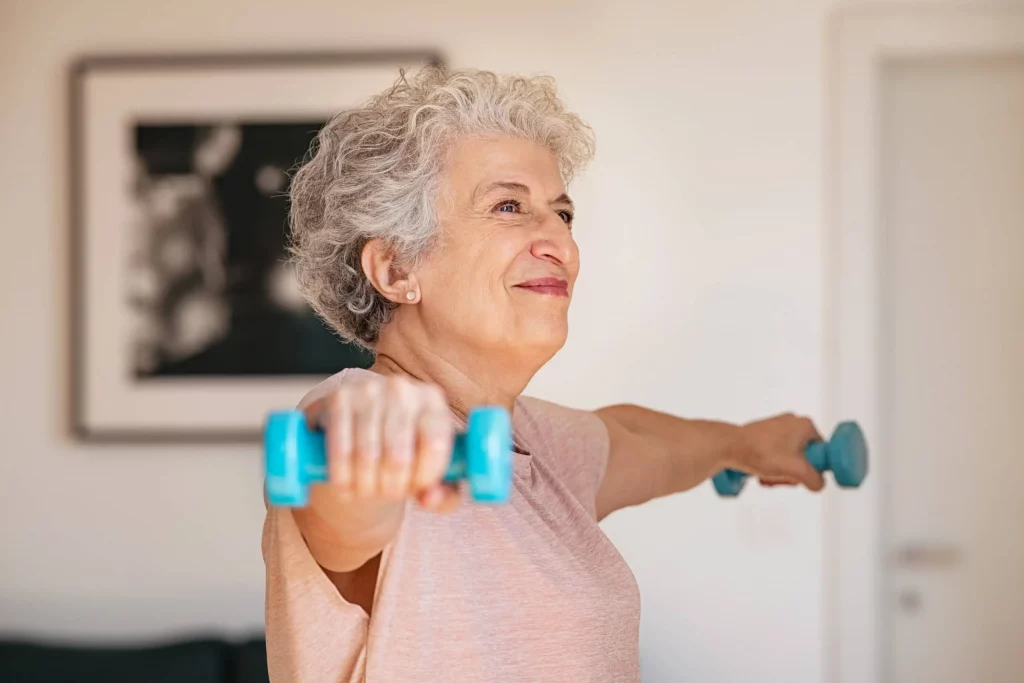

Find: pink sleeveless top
262;368;641;682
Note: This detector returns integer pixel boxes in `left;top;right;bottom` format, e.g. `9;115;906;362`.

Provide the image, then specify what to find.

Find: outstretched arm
593;405;825;521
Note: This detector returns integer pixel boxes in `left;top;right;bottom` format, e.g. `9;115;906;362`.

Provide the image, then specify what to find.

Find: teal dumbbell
264;406;512;507
712;421;868;496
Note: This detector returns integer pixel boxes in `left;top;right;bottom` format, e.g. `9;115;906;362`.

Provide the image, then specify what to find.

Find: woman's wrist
684;419;746;481
719;422;753;473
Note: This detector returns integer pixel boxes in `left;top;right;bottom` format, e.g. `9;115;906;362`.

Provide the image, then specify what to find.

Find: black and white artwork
129;120;371;378
71;52;440;441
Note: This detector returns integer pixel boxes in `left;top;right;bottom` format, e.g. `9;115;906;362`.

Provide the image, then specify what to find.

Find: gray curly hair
287;65;596;349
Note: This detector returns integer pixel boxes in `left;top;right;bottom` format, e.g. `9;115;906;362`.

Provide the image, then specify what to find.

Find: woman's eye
496;200;522;213
558;210;574;224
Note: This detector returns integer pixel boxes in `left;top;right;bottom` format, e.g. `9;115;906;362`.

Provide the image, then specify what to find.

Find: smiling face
413;135;579;366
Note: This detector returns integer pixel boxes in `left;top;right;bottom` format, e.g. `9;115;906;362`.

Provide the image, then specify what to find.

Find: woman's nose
530;213;578;266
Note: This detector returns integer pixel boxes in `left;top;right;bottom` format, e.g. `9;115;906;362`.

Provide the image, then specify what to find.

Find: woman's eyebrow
475;181;574;209
475;181;531;200
551;193;575;210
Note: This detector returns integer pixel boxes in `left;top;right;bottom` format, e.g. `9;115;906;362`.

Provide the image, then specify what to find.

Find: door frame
825;6;1024;683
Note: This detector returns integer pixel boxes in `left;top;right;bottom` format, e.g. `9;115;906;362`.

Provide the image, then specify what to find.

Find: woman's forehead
448;140;564;195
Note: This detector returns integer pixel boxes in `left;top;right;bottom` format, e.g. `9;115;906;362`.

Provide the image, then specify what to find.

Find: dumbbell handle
265;407;512;507
805;440;829;473
269;428;474;486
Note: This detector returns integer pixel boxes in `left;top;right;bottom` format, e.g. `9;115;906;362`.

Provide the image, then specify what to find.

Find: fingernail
426;487;442;508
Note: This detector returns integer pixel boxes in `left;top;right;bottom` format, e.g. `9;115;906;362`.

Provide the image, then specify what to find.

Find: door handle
891;542;963;569
897;588;923;613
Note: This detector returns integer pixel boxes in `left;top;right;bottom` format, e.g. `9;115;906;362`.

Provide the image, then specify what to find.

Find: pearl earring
406;291;416;301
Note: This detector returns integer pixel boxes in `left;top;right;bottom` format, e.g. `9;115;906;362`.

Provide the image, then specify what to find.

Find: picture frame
69;50;443;442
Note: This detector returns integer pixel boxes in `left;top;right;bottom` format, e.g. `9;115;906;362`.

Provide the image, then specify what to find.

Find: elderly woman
262;66;825;682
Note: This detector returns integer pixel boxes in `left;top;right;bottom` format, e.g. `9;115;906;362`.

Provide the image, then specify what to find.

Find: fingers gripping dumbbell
712;421;869;497
264;406;513;507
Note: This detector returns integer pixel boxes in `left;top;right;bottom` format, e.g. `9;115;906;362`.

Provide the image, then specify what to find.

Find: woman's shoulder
296;367;376;409
515;395;600;431
520;393;593;423
514;396;609;462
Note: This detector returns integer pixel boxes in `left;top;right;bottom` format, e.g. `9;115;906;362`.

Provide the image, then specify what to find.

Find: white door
880;56;1024;683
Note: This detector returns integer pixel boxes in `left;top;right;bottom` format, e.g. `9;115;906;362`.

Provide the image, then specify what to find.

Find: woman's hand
731;413;826;491
292;373;460;573
305;373;461;511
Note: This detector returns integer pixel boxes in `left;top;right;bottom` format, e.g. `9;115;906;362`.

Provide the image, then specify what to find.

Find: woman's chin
514;319;568;354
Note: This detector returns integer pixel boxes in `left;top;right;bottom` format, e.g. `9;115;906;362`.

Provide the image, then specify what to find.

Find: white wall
1;1;837;680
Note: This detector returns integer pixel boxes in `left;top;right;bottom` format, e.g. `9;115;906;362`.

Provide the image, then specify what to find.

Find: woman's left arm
593;404;826;521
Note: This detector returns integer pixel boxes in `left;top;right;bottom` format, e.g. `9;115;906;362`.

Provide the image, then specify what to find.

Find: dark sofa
0;636;269;683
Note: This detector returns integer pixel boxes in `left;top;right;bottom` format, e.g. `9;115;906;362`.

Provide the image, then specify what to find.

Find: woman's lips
514;277;569;297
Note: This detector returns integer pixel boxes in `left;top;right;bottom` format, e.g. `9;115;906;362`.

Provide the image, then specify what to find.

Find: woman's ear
361;238;420;304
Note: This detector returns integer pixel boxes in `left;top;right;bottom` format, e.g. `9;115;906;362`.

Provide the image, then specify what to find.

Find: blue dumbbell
264;406;513;507
712;421;868;496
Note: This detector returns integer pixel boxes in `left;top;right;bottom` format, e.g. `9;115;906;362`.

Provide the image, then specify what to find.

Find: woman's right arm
291;373;459;573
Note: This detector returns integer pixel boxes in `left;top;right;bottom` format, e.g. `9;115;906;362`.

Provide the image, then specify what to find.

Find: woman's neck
370;338;532;420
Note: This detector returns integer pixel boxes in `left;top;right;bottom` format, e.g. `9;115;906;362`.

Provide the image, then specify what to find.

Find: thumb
791;417;827;491
416;483;462;513
778;453;825;492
